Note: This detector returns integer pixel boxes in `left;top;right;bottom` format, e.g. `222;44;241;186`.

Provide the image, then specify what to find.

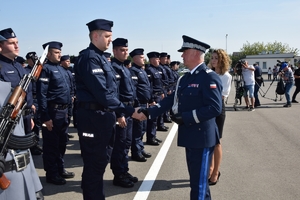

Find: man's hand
31;104;36;114
117;116;126;128
132;107;147;121
31;118;35;130
170;113;184;125
0;156;5;177
44;120;53;131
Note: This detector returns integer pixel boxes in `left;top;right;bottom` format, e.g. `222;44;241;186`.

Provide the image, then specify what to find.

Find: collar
190;62;203;74
111;57;124;65
132;63;142;69
0;54;14;63
89;43;104;55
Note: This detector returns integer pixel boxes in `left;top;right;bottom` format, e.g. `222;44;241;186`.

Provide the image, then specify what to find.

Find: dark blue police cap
178;35;210;53
103;52;111;58
147;51;160;59
86;19;113;32
60;55;70;61
124;59;131;66
170;61;179;66
160;52;168;58
0;35;7;41
42;41;63;50
129;48;144;58
25;51;37;59
0;28;16;39
112;38;128;48
15;56;26;64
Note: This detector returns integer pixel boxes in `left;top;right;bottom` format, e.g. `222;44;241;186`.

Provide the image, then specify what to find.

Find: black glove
170;113;184;125
138;108;149;118
0;155;5;177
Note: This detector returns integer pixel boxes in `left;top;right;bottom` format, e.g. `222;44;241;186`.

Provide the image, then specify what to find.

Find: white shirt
218;71;232;97
242;65;255;85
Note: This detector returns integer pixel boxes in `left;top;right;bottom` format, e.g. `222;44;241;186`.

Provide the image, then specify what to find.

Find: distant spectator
292;60;300;103
273;65;278;80
279;63;294;107
267;67;272;80
254;63;263;107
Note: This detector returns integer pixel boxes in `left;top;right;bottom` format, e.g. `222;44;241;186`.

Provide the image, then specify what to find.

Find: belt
22;108;32;116
78;102;113;112
154;92;162;95
5;151;30;172
122;101;134;106
48;103;68;110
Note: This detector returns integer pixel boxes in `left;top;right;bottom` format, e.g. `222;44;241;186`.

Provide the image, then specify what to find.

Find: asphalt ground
32;74;300;200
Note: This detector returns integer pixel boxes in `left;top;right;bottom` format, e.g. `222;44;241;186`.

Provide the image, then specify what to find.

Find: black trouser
292;85;300;100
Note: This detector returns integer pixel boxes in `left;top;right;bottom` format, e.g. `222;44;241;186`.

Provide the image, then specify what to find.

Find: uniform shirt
294;68;300;86
74;43;134;117
129;63;152;103
162;64;174;90
63;67;75;97
37;60;71;122
157;64;169;89
111;58;136;103
0;54;33;108
145;64;164;95
170;69;180;91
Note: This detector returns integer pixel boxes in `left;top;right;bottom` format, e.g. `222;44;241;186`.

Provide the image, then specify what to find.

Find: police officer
145;52;164;145
141;35;222;200
25;51;43;155
0;30;43;200
129;48;152;162
60;55;75;138
37;41;74;185
103;52;111;62
73;19;144;200
15;56;26;67
110;38;138;187
253;63;263;107
169;61;180;92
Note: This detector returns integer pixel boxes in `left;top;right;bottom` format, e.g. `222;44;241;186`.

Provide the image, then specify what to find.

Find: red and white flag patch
210;84;217;89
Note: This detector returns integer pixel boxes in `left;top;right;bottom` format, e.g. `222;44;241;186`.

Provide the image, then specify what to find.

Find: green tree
240;41;299;56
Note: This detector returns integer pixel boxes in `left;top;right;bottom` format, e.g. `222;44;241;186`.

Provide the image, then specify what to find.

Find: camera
235;60;246;75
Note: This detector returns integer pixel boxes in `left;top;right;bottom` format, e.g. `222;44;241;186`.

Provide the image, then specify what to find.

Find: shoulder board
205;69;213;73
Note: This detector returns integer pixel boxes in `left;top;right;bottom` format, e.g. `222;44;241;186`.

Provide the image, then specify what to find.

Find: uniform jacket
148;63;222;148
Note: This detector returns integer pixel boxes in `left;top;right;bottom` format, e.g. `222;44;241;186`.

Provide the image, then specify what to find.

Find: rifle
0;45;48;190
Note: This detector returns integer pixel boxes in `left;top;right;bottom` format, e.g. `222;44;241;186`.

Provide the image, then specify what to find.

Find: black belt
5;152;30;172
48;103;68;110
122;101;134;106
154;92;163;95
78;102;113;112
22;108;32;116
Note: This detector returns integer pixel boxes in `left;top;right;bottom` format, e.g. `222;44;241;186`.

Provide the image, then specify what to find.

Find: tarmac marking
133;123;178;200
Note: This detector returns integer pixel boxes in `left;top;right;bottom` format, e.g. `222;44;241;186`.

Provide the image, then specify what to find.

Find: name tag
92;68;103;73
6;71;14;74
39;78;49;82
82;132;94;138
53;71;58;73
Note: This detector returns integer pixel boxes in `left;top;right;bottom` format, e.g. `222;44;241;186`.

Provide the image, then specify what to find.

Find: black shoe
157;126;168;132
46;175;66;185
243;106;249;110
68;133;74;138
249;107;255;112
146;139;160;146
209;172;221;186
59;170;75;179
141;150;152;158
155;137;162;143
283;104;291;107
123;172;138;183
164;118;172;123
113;174;134;188
292;100;299;103
164;126;169;130
131;154;147;162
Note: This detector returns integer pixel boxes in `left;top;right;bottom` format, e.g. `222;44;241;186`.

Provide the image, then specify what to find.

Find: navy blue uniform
36;60;71;179
0;54;33;134
148;64;222;200
170;69;180;92
129;63;152;155
74;43;135;200
110;58;136;176
145;64;163;141
254;65;262;107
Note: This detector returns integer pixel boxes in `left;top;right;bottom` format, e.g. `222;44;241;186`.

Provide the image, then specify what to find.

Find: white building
244;52;296;73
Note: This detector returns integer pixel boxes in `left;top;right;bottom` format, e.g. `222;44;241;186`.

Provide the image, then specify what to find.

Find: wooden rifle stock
7;86;26;120
0;174;11;190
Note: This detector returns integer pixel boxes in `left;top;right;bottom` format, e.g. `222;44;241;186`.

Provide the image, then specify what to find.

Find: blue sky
1;0;299;61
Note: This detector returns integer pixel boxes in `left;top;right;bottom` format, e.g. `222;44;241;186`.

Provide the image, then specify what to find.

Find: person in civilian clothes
25;51;43;155
279;62;294;107
73;19;145;200
110;38;138;188
292;60;300;103
0;31;43;200
60;55;75;138
208;49;232;186
140;35;222;200
145;52;164;146
129;48;152;162
37;41;75;185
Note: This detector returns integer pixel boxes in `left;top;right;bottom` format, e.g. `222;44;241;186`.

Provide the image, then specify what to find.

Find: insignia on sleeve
206;69;213;73
39;78;49;82
132;76;138;80
210;83;217;89
92;68;103;74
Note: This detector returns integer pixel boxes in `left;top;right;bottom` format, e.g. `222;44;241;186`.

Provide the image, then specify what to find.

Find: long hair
208;49;231;75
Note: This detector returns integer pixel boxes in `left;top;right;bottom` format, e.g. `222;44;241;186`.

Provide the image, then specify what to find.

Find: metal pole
226;34;228;52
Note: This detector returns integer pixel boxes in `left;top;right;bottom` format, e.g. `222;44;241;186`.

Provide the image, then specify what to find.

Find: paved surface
32;74;300;200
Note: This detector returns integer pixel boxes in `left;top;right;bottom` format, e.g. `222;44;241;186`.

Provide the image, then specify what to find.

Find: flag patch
210;84;217;89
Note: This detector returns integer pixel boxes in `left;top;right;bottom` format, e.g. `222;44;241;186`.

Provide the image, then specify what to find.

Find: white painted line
133;123;178;200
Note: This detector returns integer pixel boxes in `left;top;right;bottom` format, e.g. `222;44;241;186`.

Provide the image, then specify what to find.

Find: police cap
26;52;37;59
0;35;7;41
60;55;70;62
112;38;128;48
86;19;113;32
42;41;63;50
0;28;16;39
124;59;131;66
159;52;168;58
103;52;111;58
178;35;210;53
129;48;144;58
170;61;180;66
15;56;26;64
147;51;160;59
